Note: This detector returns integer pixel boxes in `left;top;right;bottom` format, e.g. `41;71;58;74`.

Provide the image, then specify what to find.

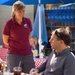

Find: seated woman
29;36;39;58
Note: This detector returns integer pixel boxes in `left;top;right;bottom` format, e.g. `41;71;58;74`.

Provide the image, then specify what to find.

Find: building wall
0;5;34;45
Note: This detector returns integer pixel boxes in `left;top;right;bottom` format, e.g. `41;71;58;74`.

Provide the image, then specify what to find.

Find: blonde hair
33;36;38;47
11;1;25;18
57;27;70;34
30;36;38;47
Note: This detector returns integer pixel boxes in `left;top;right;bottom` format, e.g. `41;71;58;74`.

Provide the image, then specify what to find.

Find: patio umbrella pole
39;0;42;58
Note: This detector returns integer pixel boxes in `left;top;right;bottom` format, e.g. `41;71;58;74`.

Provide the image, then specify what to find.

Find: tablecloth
34;57;48;68
0;48;8;61
0;48;48;68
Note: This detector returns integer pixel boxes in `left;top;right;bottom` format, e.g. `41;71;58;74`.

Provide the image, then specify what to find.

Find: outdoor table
34;56;48;68
0;48;8;61
0;48;48;68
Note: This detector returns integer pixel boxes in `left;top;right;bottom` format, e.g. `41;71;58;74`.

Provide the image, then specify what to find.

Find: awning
48;3;75;22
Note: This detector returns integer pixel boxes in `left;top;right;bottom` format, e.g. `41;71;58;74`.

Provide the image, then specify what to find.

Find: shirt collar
11;17;25;24
54;48;70;56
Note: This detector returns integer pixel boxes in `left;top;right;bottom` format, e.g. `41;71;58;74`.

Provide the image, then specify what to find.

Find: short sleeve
2;20;11;35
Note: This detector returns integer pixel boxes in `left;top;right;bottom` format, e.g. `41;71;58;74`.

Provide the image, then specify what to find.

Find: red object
0;48;48;67
34;57;48;68
2;17;32;56
0;48;8;61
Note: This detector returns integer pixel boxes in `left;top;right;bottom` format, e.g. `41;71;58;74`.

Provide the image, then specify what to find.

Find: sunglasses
54;29;62;40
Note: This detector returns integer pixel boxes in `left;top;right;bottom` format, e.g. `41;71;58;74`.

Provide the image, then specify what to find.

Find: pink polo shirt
2;17;32;56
